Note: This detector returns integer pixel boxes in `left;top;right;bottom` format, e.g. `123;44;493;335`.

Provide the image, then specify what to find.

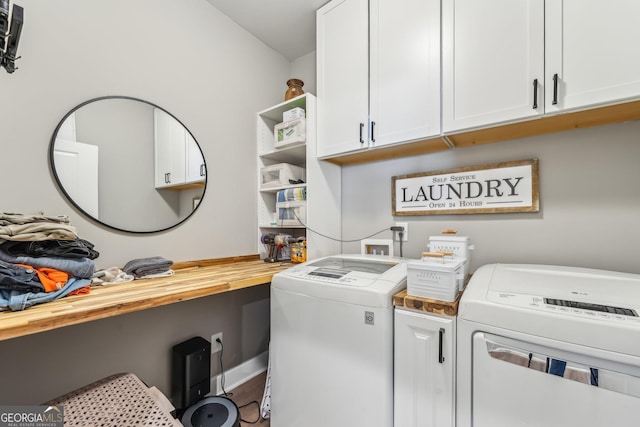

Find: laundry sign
392;159;539;215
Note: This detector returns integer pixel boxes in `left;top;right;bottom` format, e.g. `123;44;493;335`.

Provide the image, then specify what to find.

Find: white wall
290;51;317;96
0;0;290;404
341;121;640;275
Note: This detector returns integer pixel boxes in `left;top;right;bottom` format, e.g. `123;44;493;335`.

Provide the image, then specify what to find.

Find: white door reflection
53;139;99;219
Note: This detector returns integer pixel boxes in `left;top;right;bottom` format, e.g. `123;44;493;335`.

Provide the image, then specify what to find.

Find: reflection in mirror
49;97;207;233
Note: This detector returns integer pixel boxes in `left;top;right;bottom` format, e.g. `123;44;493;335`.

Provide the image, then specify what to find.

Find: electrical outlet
211;332;223;353
394;222;408;242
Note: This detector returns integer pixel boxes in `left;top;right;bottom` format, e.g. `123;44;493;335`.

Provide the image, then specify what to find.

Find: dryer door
471;332;640;426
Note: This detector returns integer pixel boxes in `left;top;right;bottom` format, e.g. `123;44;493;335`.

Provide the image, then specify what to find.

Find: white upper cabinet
371;0;441;147
317;0;441;158
544;0;640;114
443;0;640;133
317;0;369;158
442;0;544;133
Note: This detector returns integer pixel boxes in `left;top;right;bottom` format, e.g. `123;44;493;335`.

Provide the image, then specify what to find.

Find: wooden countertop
0;255;292;342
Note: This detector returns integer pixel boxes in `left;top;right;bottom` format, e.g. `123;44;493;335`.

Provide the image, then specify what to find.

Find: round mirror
49;96;207;233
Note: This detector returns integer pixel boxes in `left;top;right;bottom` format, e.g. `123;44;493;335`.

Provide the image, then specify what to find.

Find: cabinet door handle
438;328;445;364
532;79;538;109
165;172;171;184
371;121;376;143
359;122;365;144
552;73;559;105
200;164;205;177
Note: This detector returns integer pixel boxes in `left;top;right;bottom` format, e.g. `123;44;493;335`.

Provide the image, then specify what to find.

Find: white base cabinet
394;307;456;427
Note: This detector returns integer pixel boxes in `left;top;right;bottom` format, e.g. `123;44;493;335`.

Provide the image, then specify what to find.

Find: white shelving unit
257;93;341;261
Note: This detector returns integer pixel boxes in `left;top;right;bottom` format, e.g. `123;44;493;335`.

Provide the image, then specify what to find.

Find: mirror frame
49;95;207;234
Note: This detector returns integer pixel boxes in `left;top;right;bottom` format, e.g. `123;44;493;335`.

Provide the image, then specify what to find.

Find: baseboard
209;351;268;395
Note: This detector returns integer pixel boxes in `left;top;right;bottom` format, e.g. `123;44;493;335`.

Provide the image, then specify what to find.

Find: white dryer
269;254;407;427
457;263;640;427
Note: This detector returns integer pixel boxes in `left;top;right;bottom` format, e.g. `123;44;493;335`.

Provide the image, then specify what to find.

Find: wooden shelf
323;100;640;166
0;255;291;342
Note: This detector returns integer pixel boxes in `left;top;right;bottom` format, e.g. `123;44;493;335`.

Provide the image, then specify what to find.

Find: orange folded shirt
67;286;90;296
16;264;69;292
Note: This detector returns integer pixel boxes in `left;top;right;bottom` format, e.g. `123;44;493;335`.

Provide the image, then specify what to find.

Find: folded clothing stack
1;238;99;260
0;212;78;241
123;256;174;279
0;212;96;311
277;187;306;202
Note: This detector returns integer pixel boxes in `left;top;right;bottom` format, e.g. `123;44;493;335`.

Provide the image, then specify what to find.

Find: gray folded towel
123;256;173;278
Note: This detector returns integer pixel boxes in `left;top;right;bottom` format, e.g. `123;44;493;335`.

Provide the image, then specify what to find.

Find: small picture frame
361;239;394;257
192;197;201;210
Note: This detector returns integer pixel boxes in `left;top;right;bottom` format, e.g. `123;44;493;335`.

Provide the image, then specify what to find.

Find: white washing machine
457;263;640;427
270;254;407;427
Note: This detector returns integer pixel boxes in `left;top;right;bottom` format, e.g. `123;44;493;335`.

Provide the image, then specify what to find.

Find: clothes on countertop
137;269;175;280
91;267;134;286
16;264;69;292
0;248;96;278
0;212;78;242
0;212;71;226
123;256;173;279
0;213;96;311
0;222;79;242
0;238;99;259
0;277;91;311
67;286;91;297
0;260;44;293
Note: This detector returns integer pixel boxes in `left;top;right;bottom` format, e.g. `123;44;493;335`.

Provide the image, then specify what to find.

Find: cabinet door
370;0;441;147
394;308;455;427
185;133;205;184
317;0;369;158
442;0;544;132
545;0;640;114
154;108;186;188
154;108;172;188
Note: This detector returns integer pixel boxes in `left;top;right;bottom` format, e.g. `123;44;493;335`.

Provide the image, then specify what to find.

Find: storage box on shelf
274;118;306;149
256;93;341;261
275;200;307;227
427;230;474;280
259;163;306;190
407;252;465;302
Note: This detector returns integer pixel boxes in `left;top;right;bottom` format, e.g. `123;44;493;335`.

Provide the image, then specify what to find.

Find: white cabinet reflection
154;108;206;189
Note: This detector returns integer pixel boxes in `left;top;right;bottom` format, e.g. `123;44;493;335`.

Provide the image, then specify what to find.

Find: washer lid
459;264;640;356
272;254;408;307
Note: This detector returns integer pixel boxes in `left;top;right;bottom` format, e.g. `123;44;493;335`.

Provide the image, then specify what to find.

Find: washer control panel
487;290;640;324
